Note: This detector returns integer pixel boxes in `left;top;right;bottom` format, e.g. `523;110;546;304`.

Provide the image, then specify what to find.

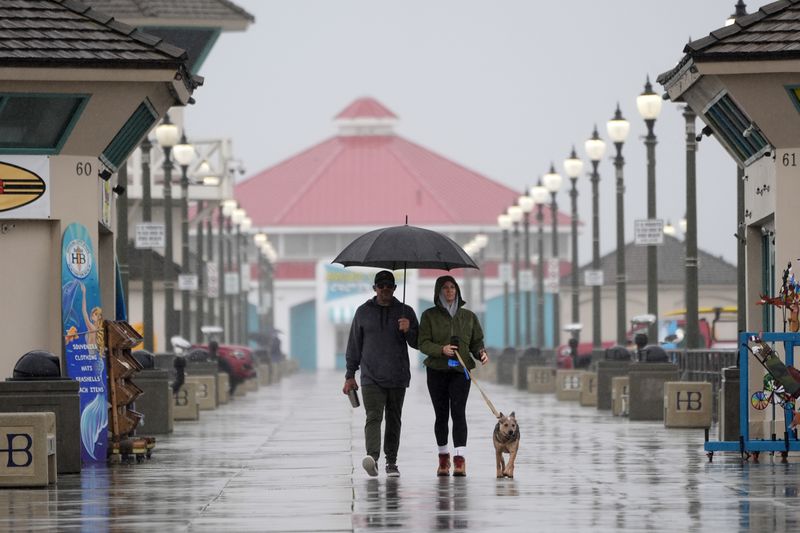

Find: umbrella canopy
332;224;478;271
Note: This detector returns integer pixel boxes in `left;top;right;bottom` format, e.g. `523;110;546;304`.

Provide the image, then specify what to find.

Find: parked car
188;341;257;393
556;306;737;368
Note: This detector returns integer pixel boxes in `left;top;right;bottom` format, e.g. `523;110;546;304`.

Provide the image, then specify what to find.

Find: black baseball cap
374;270;395;286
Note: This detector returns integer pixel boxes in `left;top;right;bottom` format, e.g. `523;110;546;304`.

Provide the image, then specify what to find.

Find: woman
418;275;489;477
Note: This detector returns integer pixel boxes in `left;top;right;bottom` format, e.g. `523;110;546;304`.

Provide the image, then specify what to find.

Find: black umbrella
332;223;478;305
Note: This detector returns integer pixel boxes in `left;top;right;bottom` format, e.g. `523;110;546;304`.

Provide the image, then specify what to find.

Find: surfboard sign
0;157;50;218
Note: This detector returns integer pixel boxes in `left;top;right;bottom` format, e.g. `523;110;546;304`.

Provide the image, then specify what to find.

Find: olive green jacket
418;277;485;372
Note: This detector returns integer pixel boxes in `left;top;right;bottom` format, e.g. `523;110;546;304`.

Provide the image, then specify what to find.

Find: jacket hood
433;275;465;309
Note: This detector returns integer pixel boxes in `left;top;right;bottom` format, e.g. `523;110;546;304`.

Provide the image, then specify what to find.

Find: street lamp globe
254;232;268;246
663;220;676;236
240;216;252;233
636;76;663;121
222;199;237;217
518;194;534;214
507;205;523;224
606;104;630;143
529;182;548;205
475;232;489;249
173;137;195;167
584;126;606;162
679;216;687;234
232;207;246;225
543;164;562;193
155;115;180;148
497;213;512;230
563;148;584;179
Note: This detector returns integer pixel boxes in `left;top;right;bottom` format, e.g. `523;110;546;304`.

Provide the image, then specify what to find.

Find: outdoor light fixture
663;220;675;236
637;75;662;342
254;232;268;246
563;147;583;334
607;103;630;345
606;104;631;144
222;199;237;217
498;212;512;347
584;126;606;351
154;114;180;148
508;204;523;346
543;164;562;345
173;137;195;167
542;163;562;194
232;207;246;225
563;148;584;180
173;133;196;340
530;180;548;348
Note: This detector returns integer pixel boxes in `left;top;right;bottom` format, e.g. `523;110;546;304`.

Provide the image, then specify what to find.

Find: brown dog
493;412;520;478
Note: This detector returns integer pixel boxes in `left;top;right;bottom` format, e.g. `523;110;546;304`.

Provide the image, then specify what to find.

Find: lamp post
637;76;663;342
684;105;700;348
173;134;195;340
221;199;236;342
254;232;268;333
264;243;277;331
155;114;180;349
498;213;512;347
232;207;246;344
194;159;212;340
240;216;252;343
543;164;563;348
508;205;523;347
475;233;489;327
726;0;747;26
607;104;631;345
518;194;534;346
140;137;154;352
530;181;549;348
584;126;607;350
563;148;584;332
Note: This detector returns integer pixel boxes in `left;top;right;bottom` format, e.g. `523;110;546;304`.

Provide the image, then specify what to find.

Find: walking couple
342;271;489;478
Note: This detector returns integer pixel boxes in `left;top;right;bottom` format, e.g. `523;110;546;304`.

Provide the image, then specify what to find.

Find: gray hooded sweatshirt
345;296;419;388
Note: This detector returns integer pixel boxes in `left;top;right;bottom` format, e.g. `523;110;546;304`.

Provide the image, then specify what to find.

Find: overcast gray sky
188;0;747;265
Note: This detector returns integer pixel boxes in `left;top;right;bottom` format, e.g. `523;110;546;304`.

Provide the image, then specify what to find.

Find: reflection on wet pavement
2;369;800;531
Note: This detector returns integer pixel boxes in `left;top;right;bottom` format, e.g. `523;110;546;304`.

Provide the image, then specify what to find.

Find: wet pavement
2;368;800;532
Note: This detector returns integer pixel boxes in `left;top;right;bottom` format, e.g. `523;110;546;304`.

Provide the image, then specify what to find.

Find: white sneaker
362;455;378;477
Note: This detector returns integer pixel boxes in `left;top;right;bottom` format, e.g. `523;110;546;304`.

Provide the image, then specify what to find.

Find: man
343;270;419;477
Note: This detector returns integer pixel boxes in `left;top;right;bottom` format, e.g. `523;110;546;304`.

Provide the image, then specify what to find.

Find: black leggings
426;367;471;448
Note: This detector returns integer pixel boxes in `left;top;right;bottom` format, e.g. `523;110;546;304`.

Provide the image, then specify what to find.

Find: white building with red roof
237;97;571;370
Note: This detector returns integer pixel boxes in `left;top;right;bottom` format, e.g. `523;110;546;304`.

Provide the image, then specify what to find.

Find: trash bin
515;347;543;390
4;350;80;473
642;345;670;363
13;350;62;379
132;350;155;370
496;348;517;385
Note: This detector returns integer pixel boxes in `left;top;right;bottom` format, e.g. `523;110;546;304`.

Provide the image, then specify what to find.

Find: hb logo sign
1;433;33;468
175;388;189;407
675;391;703;411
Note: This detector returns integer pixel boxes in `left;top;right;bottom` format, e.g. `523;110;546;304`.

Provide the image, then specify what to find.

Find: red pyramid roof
334;97;397;119
236;98;568;228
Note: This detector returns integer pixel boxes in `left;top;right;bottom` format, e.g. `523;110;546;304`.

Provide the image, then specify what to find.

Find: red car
189;343;257;385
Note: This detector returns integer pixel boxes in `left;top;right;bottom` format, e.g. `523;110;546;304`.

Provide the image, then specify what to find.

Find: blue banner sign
61;222;108;463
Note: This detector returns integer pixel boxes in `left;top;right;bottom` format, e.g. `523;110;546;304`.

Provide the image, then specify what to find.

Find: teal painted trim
786;85;800;114
100;98;157;171
193;29;221;73
54;94;89;153
0;93;89;154
290;299;316;370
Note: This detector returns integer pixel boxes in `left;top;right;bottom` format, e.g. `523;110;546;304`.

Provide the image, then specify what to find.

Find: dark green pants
361;384;406;464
